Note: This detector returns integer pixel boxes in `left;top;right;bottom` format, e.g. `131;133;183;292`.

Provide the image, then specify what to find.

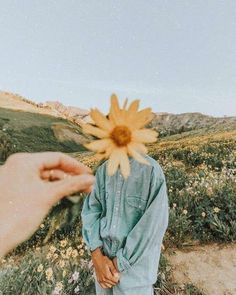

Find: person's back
82;154;169;294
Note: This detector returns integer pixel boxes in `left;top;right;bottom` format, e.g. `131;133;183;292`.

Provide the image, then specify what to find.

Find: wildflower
71;249;78;258
81;238;85;245
52;282;63;295
49;245;57;253
66;247;73;258
207;187;213;197
172;203;177;208
88;260;93;269
53;253;59;260
40;224;45;229
183;209;188;215
72;271;80;281
58;260;65;268
213;207;220;213
201;212;206;218
74;285;80;294
82;94;157;178
60;250;67;259
79;249;84;256
46;253;52;260
45;267;53;281
60;240;68;248
37;264;44;272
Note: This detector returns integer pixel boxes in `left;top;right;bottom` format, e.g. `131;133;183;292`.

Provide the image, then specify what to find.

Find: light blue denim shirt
81;155;169;287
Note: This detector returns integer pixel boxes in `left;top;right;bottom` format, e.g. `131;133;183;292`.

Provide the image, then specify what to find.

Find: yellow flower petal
132;129;158;143
90;108;114;131
125;100;140;126
104;142;116;157
109;94;124;124
132;108;153;129
107;150;121;176
129;142;148;154
127;99;140;113
127;144;149;165
82;123;109;138
84;138;112;152
119;148;130;179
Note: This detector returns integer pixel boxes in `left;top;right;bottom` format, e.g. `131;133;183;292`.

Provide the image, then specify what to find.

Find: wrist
91;247;103;260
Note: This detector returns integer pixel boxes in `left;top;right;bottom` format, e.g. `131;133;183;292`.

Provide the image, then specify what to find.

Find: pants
95;280;154;295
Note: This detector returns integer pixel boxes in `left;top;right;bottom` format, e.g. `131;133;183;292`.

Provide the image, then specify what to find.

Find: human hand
92;248;120;289
0;152;95;257
113;257;119;272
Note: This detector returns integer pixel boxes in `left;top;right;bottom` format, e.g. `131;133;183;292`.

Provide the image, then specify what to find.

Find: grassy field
0;108;235;294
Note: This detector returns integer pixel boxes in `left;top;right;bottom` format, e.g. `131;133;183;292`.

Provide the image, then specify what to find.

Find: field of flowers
0;129;235;295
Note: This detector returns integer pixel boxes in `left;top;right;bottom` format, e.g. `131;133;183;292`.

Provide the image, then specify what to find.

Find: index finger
32;152;92;175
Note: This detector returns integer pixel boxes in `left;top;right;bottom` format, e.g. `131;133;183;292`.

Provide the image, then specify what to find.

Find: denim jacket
81;155;169;286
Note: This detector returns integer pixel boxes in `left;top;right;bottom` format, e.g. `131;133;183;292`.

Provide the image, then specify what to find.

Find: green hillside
0;107;88;164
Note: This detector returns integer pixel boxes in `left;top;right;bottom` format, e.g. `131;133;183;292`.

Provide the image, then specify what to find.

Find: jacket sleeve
81;167;104;251
116;164;169;272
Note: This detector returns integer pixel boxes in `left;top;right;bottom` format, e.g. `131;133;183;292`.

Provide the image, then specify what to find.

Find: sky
0;1;235;117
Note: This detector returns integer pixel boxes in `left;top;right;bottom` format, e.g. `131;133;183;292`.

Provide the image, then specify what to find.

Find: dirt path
166;243;236;295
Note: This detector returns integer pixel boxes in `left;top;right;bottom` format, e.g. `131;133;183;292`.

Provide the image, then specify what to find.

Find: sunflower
82;94;158;178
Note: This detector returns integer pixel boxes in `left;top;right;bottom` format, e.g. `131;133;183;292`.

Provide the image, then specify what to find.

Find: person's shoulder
145;155;165;180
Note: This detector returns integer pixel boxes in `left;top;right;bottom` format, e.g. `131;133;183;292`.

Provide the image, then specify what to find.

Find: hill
0;107;90;164
0;91;59;116
0;91;91;124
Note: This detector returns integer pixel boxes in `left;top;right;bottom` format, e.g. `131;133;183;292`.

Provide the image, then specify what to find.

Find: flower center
110;125;132;147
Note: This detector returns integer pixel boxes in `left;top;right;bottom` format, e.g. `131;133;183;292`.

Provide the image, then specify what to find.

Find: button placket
111;175;123;255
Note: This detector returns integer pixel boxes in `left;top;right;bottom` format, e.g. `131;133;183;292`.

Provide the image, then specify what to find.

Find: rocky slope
150;112;236;137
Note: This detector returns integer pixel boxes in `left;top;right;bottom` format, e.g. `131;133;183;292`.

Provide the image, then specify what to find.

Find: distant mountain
45;101;91;124
149;112;236;137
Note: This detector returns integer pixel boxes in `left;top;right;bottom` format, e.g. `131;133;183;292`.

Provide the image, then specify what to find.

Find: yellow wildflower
49;245;57;253
60;240;68;248
213;207;220;213
37;264;44;272
66;247;73;258
79;249;85;256
45;267;53;281
58;260;65;268
71;249;78;258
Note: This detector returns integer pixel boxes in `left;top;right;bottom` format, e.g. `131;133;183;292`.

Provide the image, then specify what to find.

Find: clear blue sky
0;1;235;116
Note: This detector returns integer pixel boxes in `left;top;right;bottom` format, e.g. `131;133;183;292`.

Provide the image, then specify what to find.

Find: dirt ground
166;243;236;295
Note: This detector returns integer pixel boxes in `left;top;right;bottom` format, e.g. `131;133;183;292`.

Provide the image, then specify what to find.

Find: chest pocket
126;195;147;211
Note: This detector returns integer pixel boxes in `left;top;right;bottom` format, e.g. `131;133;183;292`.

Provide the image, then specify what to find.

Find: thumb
49;174;95;202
